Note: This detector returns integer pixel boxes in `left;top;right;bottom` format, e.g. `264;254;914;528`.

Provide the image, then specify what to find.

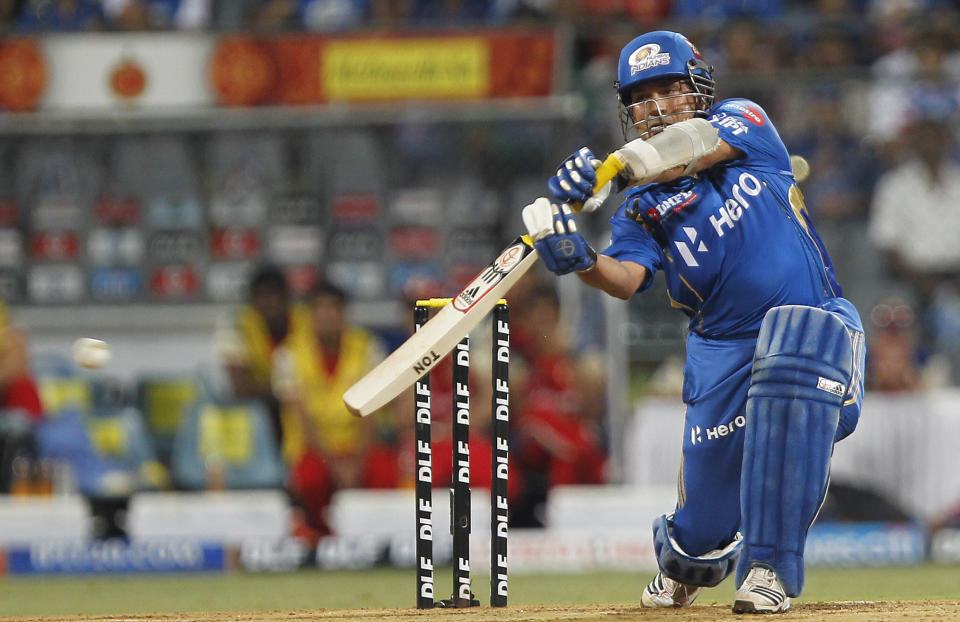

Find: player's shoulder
709;98;773;128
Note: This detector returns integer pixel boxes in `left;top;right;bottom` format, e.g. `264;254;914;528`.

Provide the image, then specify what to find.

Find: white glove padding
522;197;597;275
522;196;555;242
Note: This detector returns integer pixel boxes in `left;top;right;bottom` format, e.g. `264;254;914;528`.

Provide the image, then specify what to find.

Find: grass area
1;565;959;617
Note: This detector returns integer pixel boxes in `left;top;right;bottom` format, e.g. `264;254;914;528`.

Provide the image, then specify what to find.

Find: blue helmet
616;31;715;139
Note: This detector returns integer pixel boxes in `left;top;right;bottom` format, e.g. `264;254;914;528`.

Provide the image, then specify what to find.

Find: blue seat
170;399;284;490
86;406;168;491
135;375;201;463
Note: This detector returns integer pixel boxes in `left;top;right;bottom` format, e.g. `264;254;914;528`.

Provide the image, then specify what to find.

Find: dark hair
307;280;348;305
249;265;288;298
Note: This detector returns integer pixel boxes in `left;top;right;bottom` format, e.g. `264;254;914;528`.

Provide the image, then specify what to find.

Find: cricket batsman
522;30;866;613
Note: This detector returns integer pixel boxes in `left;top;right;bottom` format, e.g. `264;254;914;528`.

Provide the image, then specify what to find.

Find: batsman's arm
577;255;648;300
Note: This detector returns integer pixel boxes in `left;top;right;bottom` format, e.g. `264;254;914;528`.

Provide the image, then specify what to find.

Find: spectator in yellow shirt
272;281;384;534
215;265;308;448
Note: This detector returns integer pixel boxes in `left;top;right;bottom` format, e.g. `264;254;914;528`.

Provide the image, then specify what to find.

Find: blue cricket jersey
603;98;843;339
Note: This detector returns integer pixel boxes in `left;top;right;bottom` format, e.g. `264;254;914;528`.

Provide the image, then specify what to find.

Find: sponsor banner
447;228;498;262
327;228;381;261
210;229;261;261
30;231;80;262
0;199;21;226
90;267;142;302
330;194;380;225
0;230;23;267
41;33;214;110
314;531;656;572
389;226;439;260
149;265;201;299
28;265;84;303
207;262;253;302
94;196;141;226
324;38;487;101
0;270;22;303
271;193;321;225
238;538;314;572
266;227;323;264
283;264;320;297
145;198;205;230
387;261;443;298
5;540;225;574
805;522;927;566
31;198;82;229
447;261;485;293
88;228;144;266
148;232;205;264
211;31;554;105
209;195;267;229
390;188;441;224
932;527;960;564
327;261;385;300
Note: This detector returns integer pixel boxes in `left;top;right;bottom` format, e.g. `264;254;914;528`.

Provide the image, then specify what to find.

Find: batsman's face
625;77;698;138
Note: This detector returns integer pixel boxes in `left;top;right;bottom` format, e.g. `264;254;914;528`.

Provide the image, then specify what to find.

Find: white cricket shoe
641;572;701;608
732;566;790;613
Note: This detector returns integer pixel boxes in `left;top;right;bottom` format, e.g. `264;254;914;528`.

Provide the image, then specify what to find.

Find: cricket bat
343;151;630;417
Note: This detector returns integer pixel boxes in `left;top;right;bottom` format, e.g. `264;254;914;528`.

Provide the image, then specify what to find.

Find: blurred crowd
0;0;953;35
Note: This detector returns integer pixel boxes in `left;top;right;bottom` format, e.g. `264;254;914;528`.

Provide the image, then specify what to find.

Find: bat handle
572;151;628;215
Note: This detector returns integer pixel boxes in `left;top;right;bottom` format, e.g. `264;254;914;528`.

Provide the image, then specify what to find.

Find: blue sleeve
600;200;663;294
708;99;792;174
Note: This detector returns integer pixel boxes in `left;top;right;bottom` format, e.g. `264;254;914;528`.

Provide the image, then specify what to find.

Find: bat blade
343;236;537;417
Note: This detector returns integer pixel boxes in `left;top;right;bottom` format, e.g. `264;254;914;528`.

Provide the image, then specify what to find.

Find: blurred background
0;0;958;589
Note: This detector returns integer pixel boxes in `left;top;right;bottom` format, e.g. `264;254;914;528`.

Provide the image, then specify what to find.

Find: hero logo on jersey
674;226;709;268
709;172;764;238
629;43;671;75
453;242;528;312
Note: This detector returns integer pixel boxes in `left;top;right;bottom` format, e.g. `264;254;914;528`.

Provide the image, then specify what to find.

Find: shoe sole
732;599;789;614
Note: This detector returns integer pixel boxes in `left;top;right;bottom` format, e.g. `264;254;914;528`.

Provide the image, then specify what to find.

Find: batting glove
547;147;612;213
522;197;598;275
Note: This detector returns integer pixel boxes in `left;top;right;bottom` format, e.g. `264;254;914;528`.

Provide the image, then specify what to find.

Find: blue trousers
671;297;864;557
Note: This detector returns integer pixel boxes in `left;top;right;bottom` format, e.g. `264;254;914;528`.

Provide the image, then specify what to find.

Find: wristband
576;246;599;273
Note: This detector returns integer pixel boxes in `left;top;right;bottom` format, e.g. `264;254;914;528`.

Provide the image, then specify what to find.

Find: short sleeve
708;99;791;173
601;201;663;294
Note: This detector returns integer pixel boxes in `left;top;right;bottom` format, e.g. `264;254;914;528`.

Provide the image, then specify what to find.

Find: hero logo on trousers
690;415;746;445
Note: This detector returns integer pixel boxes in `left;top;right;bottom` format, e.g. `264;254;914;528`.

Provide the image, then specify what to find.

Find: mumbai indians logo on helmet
629;43;671;75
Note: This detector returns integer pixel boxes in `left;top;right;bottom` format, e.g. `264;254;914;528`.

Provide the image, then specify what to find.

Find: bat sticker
453;241;530;312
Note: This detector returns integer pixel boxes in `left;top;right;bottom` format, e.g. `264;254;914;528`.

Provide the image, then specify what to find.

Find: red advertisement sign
389;227;439;260
0;199;20;226
149;265;200;299
94;196;141;225
30;231;80;261
330;194;380;225
211;229;261;260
